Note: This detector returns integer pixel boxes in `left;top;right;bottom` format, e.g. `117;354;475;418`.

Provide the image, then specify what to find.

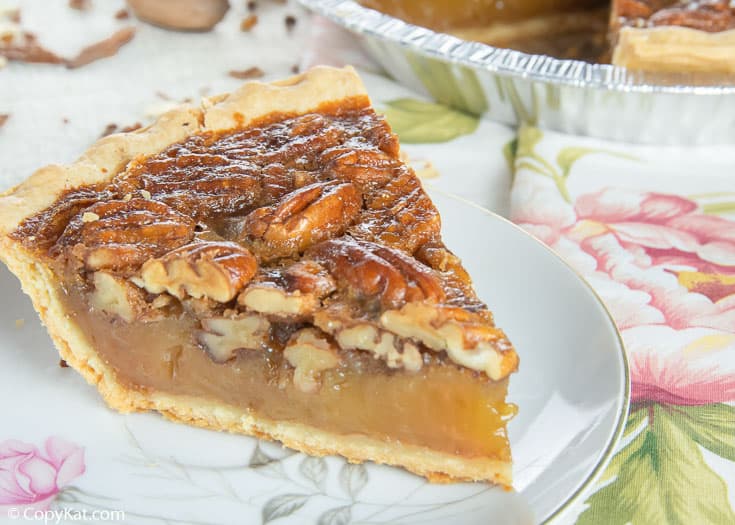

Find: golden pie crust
0;67;517;485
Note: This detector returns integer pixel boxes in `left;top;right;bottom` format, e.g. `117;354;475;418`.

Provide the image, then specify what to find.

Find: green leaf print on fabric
513;127;639;203
556;147;637;179
672;403;735;461
502;138;518;172
382;99;479;144
578;405;735;525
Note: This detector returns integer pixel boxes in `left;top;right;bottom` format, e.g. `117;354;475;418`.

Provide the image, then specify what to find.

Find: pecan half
115;140;263;220
54;198;195;271
308;238;445;311
350;171;440;253
240;180;361;261
321;147;401;191
135;241;257;302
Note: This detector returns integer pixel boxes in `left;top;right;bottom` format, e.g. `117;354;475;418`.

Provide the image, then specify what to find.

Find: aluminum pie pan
298;0;735;145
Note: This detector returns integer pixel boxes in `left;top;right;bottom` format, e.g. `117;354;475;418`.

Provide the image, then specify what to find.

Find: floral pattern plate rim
0;189;629;525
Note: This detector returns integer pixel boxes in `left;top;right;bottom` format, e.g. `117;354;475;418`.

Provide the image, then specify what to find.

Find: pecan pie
0;67;518;485
362;0;735;72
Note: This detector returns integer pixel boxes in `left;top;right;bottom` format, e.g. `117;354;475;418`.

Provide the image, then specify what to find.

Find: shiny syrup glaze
13;99;514;459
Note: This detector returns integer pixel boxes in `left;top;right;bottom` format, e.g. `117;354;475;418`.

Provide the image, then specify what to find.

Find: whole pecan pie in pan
362;0;735;72
0;67;518;485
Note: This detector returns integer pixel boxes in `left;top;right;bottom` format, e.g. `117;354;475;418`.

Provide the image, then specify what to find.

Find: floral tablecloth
303;18;735;525
1;2;733;523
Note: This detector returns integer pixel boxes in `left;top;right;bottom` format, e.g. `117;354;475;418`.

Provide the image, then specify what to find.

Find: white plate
0;189;628;525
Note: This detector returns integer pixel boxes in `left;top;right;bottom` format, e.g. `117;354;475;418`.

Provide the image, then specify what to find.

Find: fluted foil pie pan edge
298;0;735;145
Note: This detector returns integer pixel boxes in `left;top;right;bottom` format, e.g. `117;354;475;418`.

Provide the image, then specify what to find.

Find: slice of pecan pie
610;1;735;74
0;67;518;485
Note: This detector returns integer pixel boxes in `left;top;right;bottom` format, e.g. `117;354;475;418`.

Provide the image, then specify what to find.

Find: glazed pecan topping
14;187;108;251
649;2;735;31
135;241;258;302
351;172;441;253
54;198;195;271
322;147;401;191
308;238;445;310
241;181;361;261
115;138;263;220
616;0;653;18
617;0;735;31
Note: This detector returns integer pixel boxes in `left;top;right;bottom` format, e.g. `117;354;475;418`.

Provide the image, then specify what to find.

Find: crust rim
0;66;368;236
612;26;735;73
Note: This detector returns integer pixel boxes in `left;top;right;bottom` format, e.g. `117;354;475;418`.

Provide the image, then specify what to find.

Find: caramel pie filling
14;98;517;462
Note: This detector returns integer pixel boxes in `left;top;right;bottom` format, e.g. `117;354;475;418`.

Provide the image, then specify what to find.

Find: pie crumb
284;14;297;32
68;0;91;11
114;8;129;20
1;7;21;23
14;318;24;328
59;359;69;368
228;67;264;80
82;212;100;223
240;14;257;31
0;114;8;128
100;123;118;137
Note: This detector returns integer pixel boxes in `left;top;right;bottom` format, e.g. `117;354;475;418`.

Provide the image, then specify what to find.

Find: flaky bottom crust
1;238;511;486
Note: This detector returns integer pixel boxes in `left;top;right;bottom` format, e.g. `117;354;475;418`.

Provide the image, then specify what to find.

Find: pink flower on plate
514;185;735;405
0;437;85;513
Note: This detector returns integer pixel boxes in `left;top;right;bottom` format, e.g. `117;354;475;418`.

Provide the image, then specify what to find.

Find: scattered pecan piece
69;0;91;11
100;123;118;137
284;14;296;32
0;31;65;64
127;0;230;31
228;66;264;79
115;8;130;20
66;27;135;69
